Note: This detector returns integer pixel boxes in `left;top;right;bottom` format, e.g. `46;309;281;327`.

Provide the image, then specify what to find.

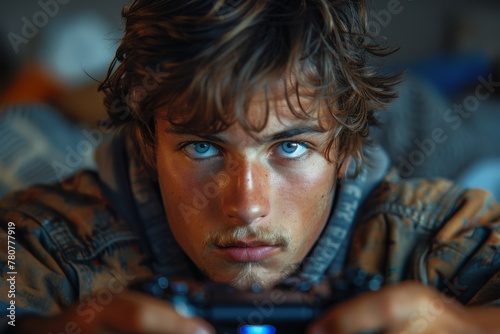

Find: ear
337;156;351;179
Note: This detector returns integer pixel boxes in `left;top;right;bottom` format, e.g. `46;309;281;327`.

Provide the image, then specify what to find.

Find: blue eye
184;142;220;158
275;141;308;158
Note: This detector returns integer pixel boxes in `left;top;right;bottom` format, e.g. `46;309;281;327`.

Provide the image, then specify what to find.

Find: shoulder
355;168;500;245
0;171;150;314
348;170;500;304
2;169;110;208
359;170;467;231
0;170;137;258
355;168;500;247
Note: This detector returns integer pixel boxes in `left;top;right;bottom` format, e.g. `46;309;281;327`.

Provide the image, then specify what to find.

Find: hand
307;281;488;334
14;289;215;334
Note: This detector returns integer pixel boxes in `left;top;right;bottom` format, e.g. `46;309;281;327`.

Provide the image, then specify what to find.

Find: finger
307;281;430;334
98;290;215;334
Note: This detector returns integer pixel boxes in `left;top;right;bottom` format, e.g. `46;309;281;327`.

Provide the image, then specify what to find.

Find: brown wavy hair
99;0;401;178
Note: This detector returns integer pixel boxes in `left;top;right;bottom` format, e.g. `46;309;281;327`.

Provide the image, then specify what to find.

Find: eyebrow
264;125;326;142
170;125;327;144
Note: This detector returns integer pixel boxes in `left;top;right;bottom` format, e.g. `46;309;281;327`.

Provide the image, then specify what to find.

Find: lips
232;239;272;247
215;239;281;262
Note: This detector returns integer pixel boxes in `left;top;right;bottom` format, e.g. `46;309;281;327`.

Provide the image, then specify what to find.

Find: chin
207;262;295;290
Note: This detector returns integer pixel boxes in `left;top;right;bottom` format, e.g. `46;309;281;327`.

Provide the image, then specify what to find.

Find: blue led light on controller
239;325;276;334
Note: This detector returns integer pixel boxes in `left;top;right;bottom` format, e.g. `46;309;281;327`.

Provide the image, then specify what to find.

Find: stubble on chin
203;260;300;290
233;260;302;289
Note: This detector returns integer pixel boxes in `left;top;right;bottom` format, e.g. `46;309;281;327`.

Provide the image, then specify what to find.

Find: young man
1;0;500;333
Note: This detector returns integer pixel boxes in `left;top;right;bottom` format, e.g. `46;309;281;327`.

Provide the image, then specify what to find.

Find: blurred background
0;0;499;198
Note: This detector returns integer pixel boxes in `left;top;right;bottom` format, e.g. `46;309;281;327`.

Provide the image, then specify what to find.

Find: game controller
131;269;384;334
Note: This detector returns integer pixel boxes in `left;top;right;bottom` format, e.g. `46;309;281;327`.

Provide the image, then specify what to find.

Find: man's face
155;91;343;289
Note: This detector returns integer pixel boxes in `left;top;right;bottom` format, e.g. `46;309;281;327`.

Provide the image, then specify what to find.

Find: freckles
296;176;332;200
282;168;334;212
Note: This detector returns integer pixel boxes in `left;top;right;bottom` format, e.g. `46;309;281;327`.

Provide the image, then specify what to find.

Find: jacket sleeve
0;208;79;317
347;177;500;306
0;172;153;319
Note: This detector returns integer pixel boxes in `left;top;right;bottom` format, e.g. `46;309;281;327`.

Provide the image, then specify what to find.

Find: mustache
205;226;292;250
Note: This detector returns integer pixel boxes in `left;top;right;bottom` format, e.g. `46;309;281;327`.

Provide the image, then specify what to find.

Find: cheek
276;159;335;215
273;159;336;242
156;150;214;252
157;147;212;211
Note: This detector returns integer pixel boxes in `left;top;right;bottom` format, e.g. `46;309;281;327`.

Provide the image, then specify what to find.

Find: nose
221;159;271;226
